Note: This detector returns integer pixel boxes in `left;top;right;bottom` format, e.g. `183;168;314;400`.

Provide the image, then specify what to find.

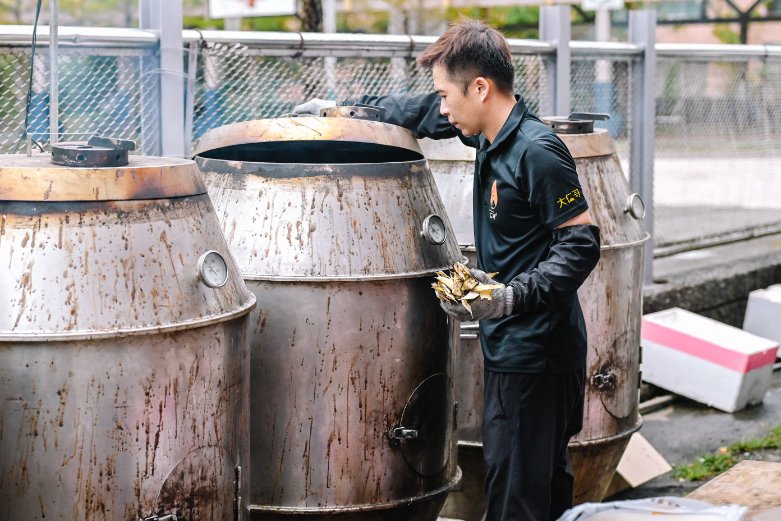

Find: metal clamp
590;372;617;391
568;112;610;122
541;113;610;134
142;515;177;521
320;105;386;121
389;426;419;440
624;193;646;220
51;135;137;168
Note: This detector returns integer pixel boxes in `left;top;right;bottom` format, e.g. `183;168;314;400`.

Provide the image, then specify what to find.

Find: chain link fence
571;54;635;170
190;41;551;142
0;43;159;154
653;54;781;252
1;29;781;254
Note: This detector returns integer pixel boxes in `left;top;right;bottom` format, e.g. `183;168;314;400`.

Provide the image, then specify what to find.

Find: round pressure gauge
421;214;447;245
625;193;646;220
197;250;229;288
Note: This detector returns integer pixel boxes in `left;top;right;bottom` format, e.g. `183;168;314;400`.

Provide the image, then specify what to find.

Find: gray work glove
292;98;337;115
439;299;473;322
466;269;515;321
437;269;515;322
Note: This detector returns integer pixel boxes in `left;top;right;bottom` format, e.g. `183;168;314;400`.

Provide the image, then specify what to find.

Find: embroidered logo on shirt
489;180;498;220
556;188;582;209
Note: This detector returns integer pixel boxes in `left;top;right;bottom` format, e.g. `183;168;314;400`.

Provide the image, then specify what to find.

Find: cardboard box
605;433;672;498
743;284;781;358
642;308;777;413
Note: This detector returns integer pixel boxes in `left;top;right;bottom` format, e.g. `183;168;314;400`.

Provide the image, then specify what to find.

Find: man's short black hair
417;18;514;95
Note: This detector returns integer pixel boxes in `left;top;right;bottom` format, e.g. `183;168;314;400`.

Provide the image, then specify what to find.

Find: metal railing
2;21;781;271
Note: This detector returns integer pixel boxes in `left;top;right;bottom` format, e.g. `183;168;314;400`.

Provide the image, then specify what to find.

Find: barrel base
569;427;638;504
439;444;486;521
249;470;460;521
249;498;445;521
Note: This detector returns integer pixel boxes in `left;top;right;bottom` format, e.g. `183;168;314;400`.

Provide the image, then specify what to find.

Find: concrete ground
612;229;781;500
610;368;781;500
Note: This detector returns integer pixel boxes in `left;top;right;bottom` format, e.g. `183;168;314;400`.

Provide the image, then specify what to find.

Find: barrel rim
568;417;644;447
195;154;428;174
240;266;459;282
0;154;206;201
192;117;422;158
247;466;462;514
557;129;617;159
0;293;256;341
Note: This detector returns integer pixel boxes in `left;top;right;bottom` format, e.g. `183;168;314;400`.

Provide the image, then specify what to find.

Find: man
294;19;600;521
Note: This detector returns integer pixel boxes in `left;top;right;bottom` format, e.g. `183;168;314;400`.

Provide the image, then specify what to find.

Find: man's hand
292;98;337;116
466;269;515;321
439;299;473;322
437;269;515;322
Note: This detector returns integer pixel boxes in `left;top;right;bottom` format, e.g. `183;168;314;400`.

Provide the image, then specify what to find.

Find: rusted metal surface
557;129;616;159
196;116;461;520
0;154;206;202
0;155;254;521
430;128;648;516
569;149;647;502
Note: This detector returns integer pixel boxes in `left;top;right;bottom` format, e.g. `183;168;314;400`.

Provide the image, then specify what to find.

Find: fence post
629;9;656;285
49;0;59;144
140;0;185;157
540;6;571;116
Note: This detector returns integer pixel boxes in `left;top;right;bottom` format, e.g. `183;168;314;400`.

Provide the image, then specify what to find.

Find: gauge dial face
197;250;229;288
422;214;447;245
626;193;646;220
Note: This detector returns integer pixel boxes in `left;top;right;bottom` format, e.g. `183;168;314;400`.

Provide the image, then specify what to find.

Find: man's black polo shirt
356;93;590;374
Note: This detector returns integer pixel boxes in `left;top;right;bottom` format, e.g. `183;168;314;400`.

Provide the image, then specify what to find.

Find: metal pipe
629;10;656;286
2;26;780;61
540;5;571;116
0;25;157;46
656;42;780;60
570;41;642;57
49;0;58;145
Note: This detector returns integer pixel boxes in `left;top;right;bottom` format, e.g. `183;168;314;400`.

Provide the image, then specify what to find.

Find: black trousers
482;368;586;521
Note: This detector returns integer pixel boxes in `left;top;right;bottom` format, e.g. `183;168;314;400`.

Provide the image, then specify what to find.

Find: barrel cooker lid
192;116;424;164
0;154;206;202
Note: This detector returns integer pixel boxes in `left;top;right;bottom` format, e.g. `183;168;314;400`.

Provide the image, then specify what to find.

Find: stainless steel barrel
430;125;648;517
194;114;462;521
561;128;647;503
423;138;487;520
0;153;255;521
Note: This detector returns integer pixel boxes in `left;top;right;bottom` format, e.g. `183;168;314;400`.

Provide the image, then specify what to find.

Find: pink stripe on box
642;319;777;373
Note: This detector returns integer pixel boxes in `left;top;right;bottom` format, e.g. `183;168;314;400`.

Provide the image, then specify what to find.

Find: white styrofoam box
743;284;781;358
642;308;777;413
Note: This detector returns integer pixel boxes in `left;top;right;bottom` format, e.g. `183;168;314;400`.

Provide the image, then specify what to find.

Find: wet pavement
609;367;781;500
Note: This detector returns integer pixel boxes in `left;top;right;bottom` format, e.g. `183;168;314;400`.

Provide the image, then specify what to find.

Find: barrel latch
389;426;419;440
320;105;386;121
591;371;617;391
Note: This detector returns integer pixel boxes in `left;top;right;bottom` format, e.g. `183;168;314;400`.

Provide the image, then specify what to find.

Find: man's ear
474;76;490;102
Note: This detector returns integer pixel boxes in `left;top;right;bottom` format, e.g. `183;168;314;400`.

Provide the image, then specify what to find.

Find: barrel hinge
234;465;242;521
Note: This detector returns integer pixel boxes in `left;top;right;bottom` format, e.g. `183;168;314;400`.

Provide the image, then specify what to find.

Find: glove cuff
503;286;515;316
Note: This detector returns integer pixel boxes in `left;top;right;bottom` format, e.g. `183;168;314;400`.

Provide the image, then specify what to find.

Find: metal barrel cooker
430;116;648;519
422;138;487;521
193;108;462;521
0;142;255;521
553;115;648;503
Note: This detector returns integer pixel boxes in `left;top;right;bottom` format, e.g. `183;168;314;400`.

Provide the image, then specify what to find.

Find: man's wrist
503;286;515;316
